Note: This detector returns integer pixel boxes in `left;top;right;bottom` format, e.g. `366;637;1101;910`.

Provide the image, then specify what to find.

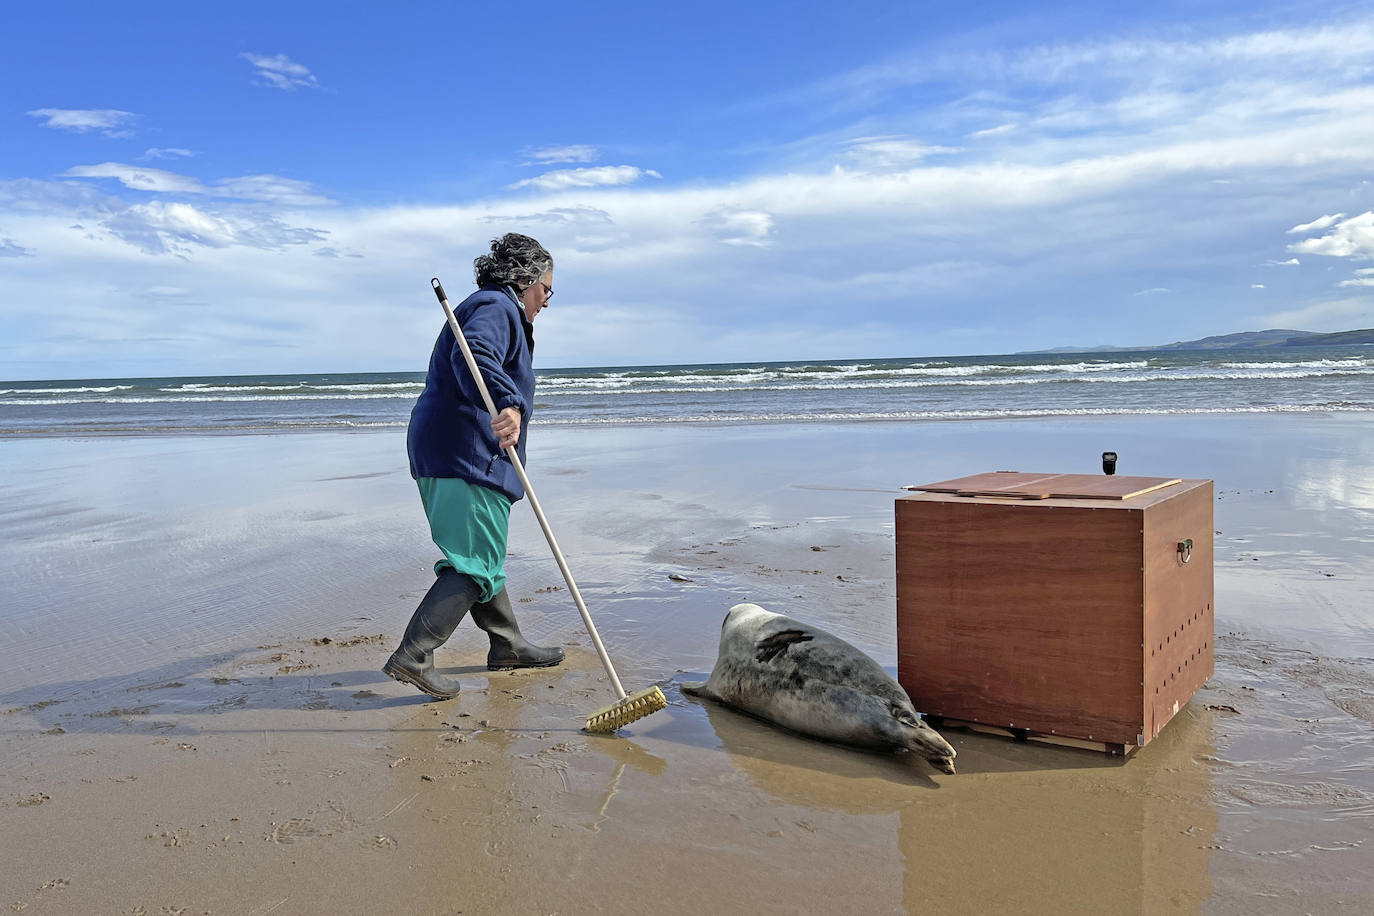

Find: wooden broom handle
431;278;628;701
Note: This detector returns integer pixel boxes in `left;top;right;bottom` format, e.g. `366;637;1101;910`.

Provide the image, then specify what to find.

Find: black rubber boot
382;569;481;699
471;588;566;670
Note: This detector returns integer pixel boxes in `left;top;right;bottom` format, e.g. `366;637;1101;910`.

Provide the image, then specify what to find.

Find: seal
683;603;957;774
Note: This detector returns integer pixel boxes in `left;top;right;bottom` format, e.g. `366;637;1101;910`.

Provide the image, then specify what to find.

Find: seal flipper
754;629;814;663
680;679;717;700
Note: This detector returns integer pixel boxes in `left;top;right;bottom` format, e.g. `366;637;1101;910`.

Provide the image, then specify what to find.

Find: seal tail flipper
680;679;717;700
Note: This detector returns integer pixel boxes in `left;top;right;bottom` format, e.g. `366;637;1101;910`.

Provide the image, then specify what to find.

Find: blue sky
3;0;1374;379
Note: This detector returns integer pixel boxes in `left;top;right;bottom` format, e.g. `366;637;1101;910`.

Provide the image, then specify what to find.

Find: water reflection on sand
680;684;1216;914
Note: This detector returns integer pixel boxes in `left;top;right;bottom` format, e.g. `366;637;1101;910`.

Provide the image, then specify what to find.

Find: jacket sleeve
450;301;528;415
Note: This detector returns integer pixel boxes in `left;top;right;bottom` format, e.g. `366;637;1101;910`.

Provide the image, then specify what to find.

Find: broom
430;278;667;733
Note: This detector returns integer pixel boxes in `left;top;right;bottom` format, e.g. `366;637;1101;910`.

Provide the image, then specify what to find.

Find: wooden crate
895;472;1214;755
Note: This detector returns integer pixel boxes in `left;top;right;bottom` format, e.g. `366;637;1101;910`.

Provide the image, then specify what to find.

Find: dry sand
2;416;1373;914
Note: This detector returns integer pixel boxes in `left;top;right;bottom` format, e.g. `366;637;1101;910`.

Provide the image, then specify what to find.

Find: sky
3;0;1374;380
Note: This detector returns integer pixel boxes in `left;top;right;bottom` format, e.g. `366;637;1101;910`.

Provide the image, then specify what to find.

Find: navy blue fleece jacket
407;285;535;502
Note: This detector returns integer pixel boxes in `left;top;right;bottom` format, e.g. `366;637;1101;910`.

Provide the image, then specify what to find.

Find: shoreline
3;414;1373;913
4;404;1373;441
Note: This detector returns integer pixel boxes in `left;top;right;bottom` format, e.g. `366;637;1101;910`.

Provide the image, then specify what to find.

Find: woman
384;232;564;699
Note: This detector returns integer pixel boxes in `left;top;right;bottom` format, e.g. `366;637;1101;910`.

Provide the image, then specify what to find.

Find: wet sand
2;416;1373;914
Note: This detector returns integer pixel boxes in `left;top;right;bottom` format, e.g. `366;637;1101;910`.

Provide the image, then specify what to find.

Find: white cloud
525;145;598;165
479;206;625;251
66;163;208;195
142;148;195;160
1251;283;1265;289
935;23;1374;89
1288;211;1374;258
842;136;961;168
483;206;614;227
99;200;327;255
212;175;333;206
27;108;137;137
1011;26;1374;82
1337;265;1374;287
509;165;662;191
1259;297;1373;328
64;163;333;205
1134;287;1173;296
1264;257;1300;266
696;208;775;247
1288;213;1345;234
0;237;33;257
969;123;1016;139
241;53;319;90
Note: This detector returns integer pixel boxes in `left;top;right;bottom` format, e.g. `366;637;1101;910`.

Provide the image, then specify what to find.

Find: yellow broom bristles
583;685;667;734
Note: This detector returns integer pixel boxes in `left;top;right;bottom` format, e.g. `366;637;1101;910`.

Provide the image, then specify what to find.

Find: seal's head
892;706;958;773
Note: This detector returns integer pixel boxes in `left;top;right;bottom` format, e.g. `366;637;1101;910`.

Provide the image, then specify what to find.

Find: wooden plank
907;472;1183;501
904;471;1055;494
1043;476;1182;501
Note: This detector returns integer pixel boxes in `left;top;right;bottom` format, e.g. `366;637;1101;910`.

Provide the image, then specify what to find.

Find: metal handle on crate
1177;538;1193;564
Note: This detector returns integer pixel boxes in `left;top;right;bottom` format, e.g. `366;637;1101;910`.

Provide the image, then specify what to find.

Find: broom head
584;685;667;734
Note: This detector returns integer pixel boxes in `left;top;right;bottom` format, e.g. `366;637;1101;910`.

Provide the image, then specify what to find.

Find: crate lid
904;471;1182;500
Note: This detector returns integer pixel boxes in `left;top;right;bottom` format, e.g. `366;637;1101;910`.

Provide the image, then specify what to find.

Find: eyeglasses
538;281;553;299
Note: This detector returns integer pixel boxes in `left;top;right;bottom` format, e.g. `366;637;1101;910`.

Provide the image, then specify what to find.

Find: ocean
1;346;1371;437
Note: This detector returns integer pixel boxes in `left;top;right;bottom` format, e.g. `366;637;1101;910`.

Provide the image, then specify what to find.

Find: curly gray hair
473;233;553;292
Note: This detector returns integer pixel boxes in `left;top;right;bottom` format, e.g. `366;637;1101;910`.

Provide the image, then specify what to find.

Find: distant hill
1280;328;1374;347
1154;329;1316;350
1023;327;1374;354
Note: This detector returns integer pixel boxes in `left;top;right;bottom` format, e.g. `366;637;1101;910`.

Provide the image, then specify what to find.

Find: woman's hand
491;406;522;450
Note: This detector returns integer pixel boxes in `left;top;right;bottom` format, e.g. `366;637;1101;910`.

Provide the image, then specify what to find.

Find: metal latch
1177;538;1194;564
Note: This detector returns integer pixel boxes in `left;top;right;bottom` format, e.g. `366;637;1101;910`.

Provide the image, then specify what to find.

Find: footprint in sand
267;817;317;844
148;829;191;848
87;705;155;719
